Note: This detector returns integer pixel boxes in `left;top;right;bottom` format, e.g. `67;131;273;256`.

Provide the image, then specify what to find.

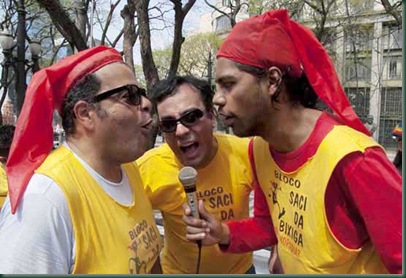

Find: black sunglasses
159;108;204;133
93;84;145;106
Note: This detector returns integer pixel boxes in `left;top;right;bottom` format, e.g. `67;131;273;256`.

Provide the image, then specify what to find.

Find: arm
183;182;277;252
339;148;402;274
150;257;162;274
268;245;284;274
223;181;277;252
0;174;73;274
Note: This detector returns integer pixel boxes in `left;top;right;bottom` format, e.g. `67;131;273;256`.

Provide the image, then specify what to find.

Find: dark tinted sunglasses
93;84;144;106
159;108;204;133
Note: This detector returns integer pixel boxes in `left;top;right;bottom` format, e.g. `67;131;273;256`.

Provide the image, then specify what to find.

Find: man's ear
73;100;96;129
267;66;283;96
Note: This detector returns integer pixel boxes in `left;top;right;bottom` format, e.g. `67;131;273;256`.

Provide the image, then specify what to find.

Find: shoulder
215;133;250;154
324;125;381;152
0;174;73;273
1;173;71;230
136;143;174;167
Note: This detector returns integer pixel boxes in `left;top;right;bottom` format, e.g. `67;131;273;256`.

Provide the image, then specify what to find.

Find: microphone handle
185;191;200;219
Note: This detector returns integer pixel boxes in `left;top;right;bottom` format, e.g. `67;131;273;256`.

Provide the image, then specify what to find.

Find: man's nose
174;121;190;137
213;91;226;106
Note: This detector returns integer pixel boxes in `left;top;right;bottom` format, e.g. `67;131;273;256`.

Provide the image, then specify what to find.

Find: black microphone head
178;166;197;189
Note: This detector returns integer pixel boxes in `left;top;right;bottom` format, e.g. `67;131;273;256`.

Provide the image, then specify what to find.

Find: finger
197;199;211;220
182;214;207;228
186;225;207;234
182;203;191;216
198;200;217;223
185;232;207;241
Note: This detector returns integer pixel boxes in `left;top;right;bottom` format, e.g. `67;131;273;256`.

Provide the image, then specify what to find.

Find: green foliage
178;32;222;78
150;32;222;81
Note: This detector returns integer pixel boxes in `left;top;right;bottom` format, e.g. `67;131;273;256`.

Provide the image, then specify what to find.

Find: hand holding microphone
179;166;230;246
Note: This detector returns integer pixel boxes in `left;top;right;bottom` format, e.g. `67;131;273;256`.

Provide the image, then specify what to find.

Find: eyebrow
215;75;236;84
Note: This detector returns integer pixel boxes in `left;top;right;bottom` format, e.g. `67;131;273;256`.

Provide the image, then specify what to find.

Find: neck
67;137;122;182
261;107;322;153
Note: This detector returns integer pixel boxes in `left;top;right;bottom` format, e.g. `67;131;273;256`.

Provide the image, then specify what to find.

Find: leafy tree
152;32;222;81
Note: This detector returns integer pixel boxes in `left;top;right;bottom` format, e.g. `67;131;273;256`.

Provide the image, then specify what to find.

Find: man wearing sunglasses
136;76;256;274
0;46;162;274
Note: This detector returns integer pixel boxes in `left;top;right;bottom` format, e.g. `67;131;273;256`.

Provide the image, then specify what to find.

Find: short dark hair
0;124;16;158
235;62;319;109
61;73;101;136
150;76;215;113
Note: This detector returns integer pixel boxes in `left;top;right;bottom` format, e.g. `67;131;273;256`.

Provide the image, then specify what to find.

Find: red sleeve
220;139;277;253
329;147;402;274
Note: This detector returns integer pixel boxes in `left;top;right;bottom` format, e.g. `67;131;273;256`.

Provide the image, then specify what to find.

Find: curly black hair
150;75;215;113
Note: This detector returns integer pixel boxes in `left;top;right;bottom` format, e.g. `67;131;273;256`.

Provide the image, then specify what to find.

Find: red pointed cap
217;9;369;136
6;46;123;214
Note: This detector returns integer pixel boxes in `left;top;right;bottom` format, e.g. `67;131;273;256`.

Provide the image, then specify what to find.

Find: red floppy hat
217;9;369;136
6;46;123;214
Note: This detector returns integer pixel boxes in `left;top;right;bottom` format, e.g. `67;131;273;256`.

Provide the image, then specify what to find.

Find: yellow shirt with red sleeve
252;125;387;274
136;133;254;274
36;146;162;274
0;164;7;209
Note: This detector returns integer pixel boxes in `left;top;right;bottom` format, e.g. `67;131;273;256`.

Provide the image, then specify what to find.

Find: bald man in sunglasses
0;47;162;274
136;75;256;274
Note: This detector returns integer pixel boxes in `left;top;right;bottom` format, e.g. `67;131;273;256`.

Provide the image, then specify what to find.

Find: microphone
178;166;199;219
179;166;202;272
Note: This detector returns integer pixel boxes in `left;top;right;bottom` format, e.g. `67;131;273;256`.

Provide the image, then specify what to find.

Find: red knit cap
217;9;369;136
6;46;123;214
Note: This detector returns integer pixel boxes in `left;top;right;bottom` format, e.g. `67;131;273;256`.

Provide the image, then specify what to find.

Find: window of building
389;25;402;50
379;87;402;149
215;14;232;33
344;87;370;119
389;57;402;79
345;27;373;52
345;57;372;81
384;55;402;80
383;25;403;50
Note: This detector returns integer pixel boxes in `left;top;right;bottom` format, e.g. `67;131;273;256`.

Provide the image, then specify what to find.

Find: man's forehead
215;58;242;82
95;62;140;89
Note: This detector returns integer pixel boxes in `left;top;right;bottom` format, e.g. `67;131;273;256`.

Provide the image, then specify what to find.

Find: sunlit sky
93;0;213;65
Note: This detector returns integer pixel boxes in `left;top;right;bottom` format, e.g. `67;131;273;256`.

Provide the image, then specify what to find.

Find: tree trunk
36;0;88;51
73;0;87;39
168;0;196;78
134;0;159;92
121;2;137;73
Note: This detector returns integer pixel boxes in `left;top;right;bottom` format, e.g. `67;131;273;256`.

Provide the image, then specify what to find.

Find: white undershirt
0;143;133;274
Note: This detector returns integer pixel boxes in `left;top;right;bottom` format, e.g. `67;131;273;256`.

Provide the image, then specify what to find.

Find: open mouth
180;142;199;154
141;120;152;130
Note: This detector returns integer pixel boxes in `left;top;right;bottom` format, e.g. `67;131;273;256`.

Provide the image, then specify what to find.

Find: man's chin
232;127;253;138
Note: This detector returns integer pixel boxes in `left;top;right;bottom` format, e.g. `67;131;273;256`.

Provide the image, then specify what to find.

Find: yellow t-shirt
0;164;7;208
252;126;387;274
36;146;162;274
137;133;254;274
